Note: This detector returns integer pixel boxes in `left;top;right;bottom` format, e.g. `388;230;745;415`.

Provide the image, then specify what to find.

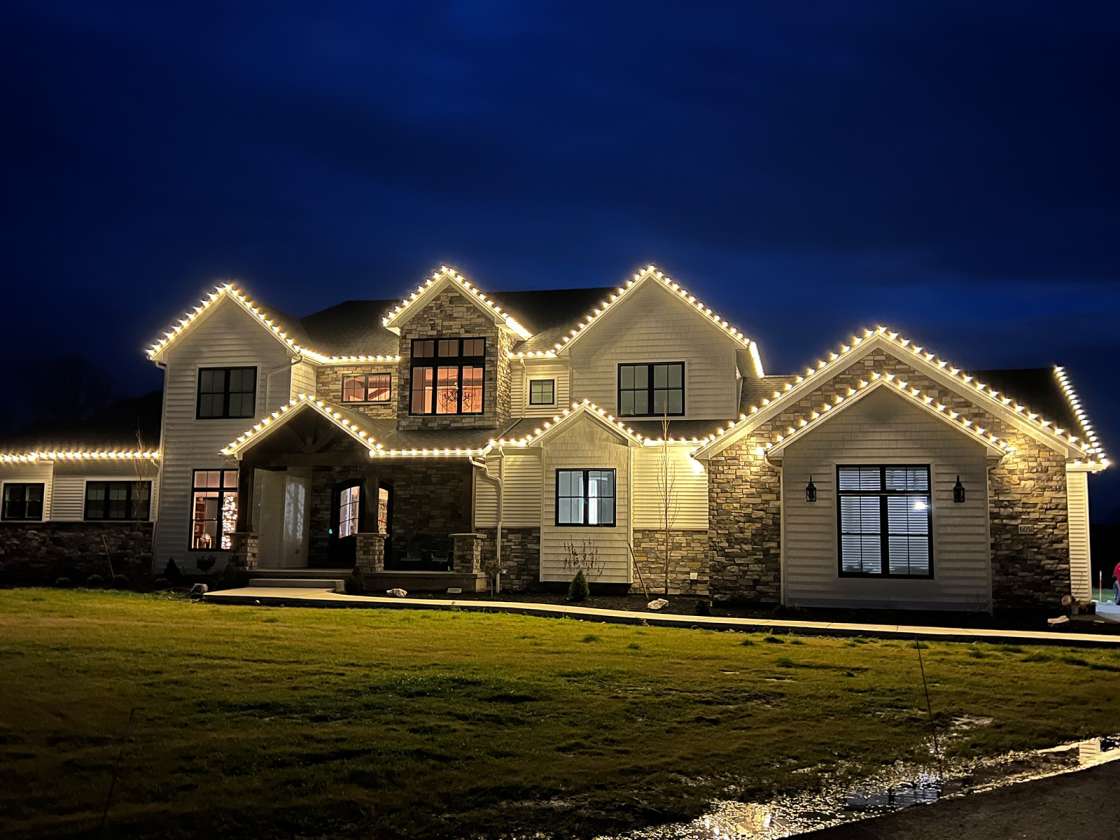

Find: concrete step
249;577;346;593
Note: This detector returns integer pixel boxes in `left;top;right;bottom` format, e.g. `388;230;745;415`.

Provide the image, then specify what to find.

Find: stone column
232;532;259;571
451;532;483;574
356;532;386;574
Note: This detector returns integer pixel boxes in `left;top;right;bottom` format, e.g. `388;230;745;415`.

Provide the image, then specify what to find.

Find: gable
382;266;531;338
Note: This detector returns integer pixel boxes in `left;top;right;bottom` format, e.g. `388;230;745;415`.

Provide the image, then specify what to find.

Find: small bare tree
561;539;606;582
655;410;680;595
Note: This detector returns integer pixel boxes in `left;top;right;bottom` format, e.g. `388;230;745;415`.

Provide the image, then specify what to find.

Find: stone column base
451;532;484;574
356;532;387;574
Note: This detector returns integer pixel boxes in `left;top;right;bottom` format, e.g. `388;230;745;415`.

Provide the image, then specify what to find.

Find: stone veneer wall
708;349;1071;610
631;529;709;595
478;526;540;591
0;522;154;584
314;364;397;420
396;288;510;431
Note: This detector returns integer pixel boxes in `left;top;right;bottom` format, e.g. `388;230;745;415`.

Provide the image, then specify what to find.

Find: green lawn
1;590;1117;839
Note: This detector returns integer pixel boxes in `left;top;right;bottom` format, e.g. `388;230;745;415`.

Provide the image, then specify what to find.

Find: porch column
235;459;254;533
356;532;386;574
451;532;484;574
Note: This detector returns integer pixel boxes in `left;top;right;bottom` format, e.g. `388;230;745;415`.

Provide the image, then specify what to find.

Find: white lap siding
50;461;160;521
1066;468;1091;602
781;388;992;611
153;297;294;572
472;451;543;528
510;361;570;418
539;416;632;584
566;281;739;421
632;445;708;530
0;463;54;519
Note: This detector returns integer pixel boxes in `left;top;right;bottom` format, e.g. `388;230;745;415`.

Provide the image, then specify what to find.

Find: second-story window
410;338;485;415
618;362;684;417
197;367;256;419
342;373;391;403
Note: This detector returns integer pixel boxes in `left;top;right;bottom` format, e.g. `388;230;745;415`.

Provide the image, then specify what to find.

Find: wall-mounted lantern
953;475;966;504
805;475;818;503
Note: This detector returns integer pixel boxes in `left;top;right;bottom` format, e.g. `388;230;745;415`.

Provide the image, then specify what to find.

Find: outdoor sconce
805;476;818;503
953;475;966;504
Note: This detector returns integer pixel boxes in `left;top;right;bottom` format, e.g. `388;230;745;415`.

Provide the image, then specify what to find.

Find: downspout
469;447;504;591
264;357;296;407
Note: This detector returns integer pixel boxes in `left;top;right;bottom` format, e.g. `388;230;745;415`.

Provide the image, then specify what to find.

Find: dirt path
803;760;1120;839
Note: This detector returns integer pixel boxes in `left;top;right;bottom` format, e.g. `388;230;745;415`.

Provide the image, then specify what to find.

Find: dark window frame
617;362;686;417
409;337;486;416
84;480;152;521
188;468;239;552
554;468;617;527
528;378;556;406
836;464;934;579
196;366;257;420
341;372;392;404
1;482;45;521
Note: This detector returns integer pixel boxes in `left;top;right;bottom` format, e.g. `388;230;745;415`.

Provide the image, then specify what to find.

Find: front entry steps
249;577;346;593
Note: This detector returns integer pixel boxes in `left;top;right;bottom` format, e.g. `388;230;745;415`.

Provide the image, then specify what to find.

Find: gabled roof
221;395;380;457
692;326;1107;468
499;400;646;448
381;266;532;339
544;265;762;371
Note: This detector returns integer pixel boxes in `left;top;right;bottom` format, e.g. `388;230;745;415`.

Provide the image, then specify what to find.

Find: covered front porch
224;399;490;592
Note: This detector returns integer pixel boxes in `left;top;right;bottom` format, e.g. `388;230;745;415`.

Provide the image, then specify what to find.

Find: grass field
1;589;1117;838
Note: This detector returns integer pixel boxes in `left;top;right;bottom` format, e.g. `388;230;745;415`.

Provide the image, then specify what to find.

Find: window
529;379;555;406
85;481;151;521
618;362;684;417
190;469;239;550
339;485;360;539
342;372;391;403
2;483;44;521
197;367;256;419
410;338;485;415
837;466;932;577
556;469;616;526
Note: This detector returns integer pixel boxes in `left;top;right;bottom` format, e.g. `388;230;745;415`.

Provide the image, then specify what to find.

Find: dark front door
328;481;362;568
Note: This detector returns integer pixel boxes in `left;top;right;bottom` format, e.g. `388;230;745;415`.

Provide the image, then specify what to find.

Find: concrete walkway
204;586;1120;647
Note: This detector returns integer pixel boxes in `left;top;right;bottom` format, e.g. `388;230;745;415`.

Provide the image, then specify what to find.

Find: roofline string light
147;284;402;365
222;394;377;456
0;449;161;464
1053;365;1108;465
382;266;532;339
707;326;1098;461
533;266;760;371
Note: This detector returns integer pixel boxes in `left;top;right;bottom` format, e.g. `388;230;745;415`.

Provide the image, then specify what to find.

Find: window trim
616;361;686;418
554;468;617;528
409;337;487;416
835;464;934;579
188;468;239;552
341;372;392;404
195;366;258;420
1;481;46;522
528;378;556;406
83;479;152;522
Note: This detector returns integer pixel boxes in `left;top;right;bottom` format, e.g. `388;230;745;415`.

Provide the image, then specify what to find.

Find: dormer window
410;338;485;415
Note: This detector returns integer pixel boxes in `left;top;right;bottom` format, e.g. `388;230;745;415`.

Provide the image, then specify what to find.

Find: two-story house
0;265;1108;611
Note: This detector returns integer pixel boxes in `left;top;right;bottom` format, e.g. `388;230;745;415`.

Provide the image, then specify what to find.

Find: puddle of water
603;735;1120;840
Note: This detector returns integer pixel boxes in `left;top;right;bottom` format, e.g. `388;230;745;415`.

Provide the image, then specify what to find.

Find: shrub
567;569;589;602
346;566;367;595
219;559;248;590
112;574;131;590
54;577;73;588
195;556;216;575
152;577;170;590
694;599;712;616
85;574;106;588
164;558;183;583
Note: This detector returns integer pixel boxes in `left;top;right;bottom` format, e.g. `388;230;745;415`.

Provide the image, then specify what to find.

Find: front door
328;481;362;568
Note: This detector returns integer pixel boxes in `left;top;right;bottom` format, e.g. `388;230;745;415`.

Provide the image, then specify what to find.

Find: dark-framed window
2;483;44;521
618;362;684;417
837;465;932;578
190;469;239;551
555;468;616;526
410;337;485;415
197;367;256;419
85;481;151;521
342;372;391;403
338;483;361;539
529;379;555;406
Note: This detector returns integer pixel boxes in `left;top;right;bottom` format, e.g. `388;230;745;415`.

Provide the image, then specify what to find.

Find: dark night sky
2;2;1118;518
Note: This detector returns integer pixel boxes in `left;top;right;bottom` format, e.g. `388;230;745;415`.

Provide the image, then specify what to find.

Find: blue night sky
3;2;1119;517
